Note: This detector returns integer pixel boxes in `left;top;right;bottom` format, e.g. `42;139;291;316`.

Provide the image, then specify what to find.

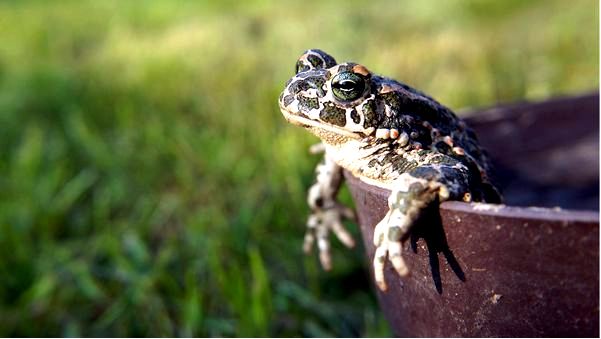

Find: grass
0;0;597;336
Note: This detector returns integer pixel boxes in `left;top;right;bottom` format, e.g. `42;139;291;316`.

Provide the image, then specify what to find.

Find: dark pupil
337;79;356;91
331;72;365;101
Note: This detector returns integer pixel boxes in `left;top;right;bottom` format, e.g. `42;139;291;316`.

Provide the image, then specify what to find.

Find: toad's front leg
373;160;471;291
304;145;356;270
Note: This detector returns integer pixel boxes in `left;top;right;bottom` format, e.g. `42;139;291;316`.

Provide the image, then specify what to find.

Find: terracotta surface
344;92;599;337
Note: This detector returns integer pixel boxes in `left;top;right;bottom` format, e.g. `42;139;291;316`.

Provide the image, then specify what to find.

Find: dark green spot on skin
288;80;309;95
320;103;347;126
296;60;310;74
410;167;440;182
381;92;402;113
394;159;418;173
309;50;337;68
337;64;355;73
350;109;360;124
283;95;295;106
368;152;419;173
307;54;322;68
408;182;426;193
394;199;410;213
388;226;402;240
288;76;327;97
362;100;378;129
384;152;418;173
428;153;459;166
381;88;454;129
306;76;325;88
298;96;319;111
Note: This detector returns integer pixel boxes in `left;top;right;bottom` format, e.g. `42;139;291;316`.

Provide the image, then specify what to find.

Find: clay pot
344;92;599;337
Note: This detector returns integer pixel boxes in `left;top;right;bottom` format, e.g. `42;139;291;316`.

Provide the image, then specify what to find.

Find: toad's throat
280;108;362;140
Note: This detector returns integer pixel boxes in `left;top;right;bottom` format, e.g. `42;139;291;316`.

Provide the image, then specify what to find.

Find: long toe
389;241;409;277
303;232;315;254
319;250;332;271
373;245;388;291
373;217;388;246
331;220;355;248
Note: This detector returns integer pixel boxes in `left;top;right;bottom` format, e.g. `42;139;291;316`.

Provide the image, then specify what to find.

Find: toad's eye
331;72;365;101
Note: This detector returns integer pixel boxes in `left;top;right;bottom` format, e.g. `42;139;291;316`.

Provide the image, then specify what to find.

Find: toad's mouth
279;107;362;140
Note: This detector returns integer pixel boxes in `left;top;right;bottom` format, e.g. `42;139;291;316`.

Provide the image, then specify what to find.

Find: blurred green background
0;0;597;337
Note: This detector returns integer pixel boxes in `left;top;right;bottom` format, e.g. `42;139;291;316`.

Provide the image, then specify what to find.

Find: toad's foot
303;152;356;270
373;173;449;291
304;203;356;270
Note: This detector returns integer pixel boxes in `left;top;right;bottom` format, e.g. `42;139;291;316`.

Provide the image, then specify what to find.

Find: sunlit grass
0;0;597;336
